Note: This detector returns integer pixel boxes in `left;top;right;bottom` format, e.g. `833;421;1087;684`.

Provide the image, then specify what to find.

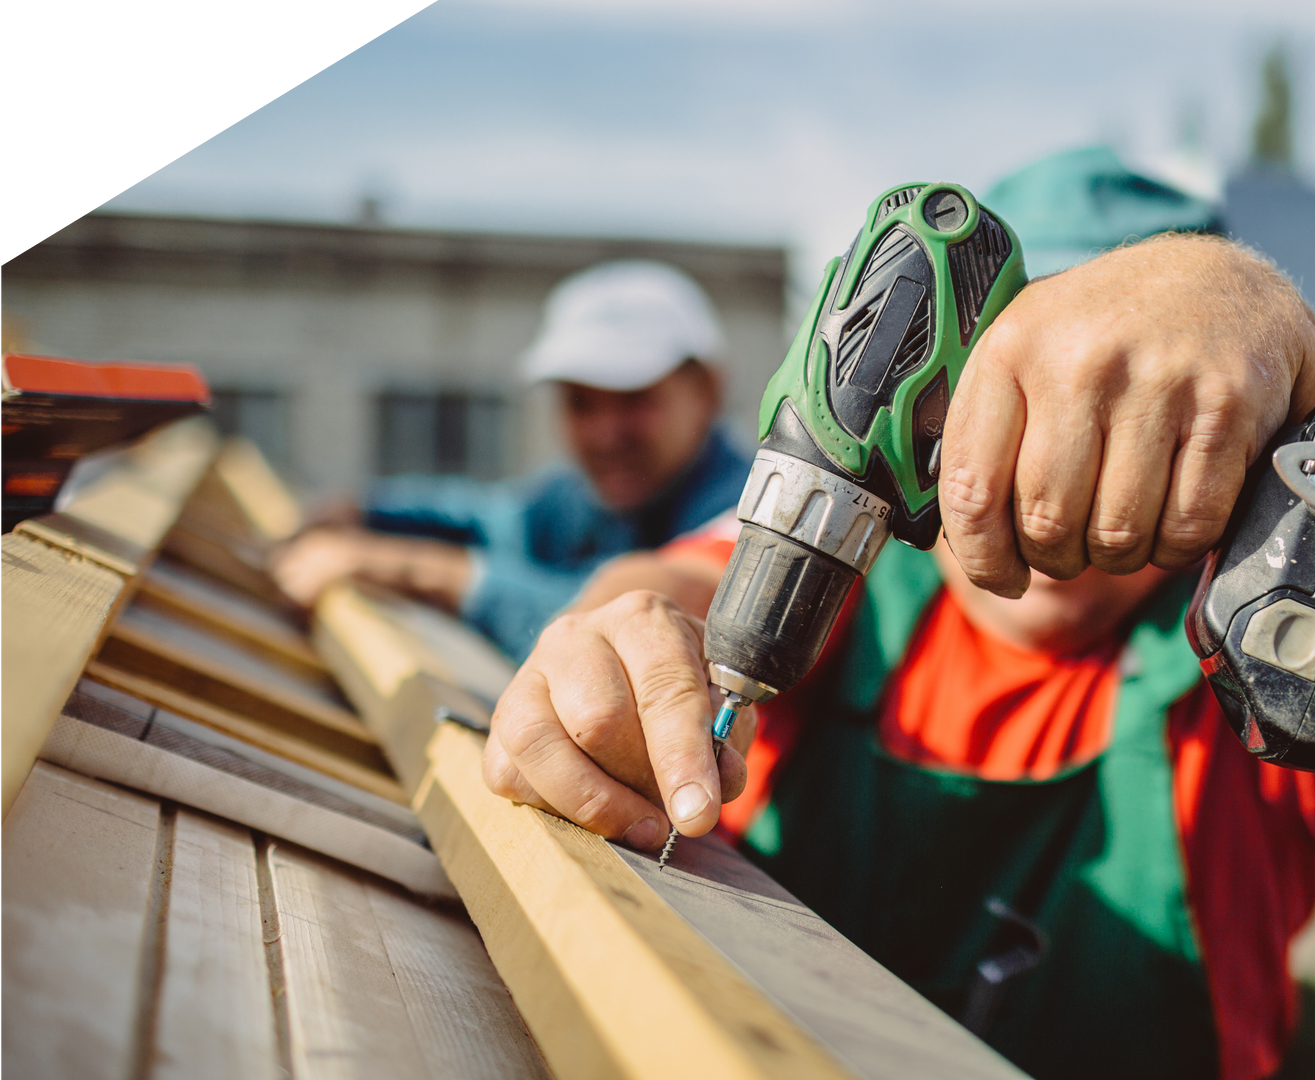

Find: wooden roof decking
3;420;1028;1080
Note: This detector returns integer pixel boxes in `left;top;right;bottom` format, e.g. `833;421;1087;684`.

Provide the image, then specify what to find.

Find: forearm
350;533;473;610
570;552;724;618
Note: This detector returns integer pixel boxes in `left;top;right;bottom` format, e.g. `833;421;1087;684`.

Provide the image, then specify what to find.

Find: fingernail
670;783;711;824
623;817;661;849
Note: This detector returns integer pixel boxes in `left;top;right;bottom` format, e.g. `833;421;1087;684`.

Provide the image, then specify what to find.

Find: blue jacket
365;427;751;661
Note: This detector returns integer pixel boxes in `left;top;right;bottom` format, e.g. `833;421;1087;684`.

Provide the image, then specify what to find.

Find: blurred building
2;213;787;497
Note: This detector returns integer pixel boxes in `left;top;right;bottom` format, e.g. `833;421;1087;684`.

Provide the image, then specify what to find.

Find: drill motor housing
705;184;1027;706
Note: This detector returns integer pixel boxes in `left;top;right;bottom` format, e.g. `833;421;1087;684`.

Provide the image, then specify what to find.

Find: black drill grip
704;523;859;695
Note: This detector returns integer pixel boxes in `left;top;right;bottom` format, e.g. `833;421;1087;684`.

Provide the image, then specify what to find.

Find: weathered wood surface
2;417;218;818
83;660;406;803
314;583;510;796
139;556;325;678
164;435;302;602
43;684;453;899
2;762;160;1080
102;602;372;761
317;583;1026;1080
2;534;125;817
3;761;550;1080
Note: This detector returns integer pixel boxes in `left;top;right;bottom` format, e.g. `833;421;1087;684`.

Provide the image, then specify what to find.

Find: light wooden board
100;601;386;773
314;584;500;796
3;761;550;1080
163;435;302;603
2;534;125;816
139;556;324;677
83;660;405;804
266;839;551;1080
2;417;219;818
41;708;453;899
153;808;282;1080
2;761;161;1080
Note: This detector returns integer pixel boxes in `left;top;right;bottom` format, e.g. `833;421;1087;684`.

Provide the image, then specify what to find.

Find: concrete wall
3;214;788;498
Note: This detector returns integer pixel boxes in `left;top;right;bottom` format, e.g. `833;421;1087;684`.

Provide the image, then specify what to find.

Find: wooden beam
137;557;326;679
2;418;218;817
83;662;404;804
163;435;302;602
99;602;377;767
314;585;1026;1080
314;583;503;796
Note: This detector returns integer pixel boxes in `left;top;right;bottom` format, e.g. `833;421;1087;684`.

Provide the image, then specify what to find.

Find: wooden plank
41;708;454;899
1;535;125;816
2;417;219;818
14;416;218;577
314;584;498;796
2;761;161;1080
363;873;551;1079
153;808;281;1080
417;724;880;1080
163;435;302;603
138;557;325;677
100;602;383;769
264;839;550;1080
84;661;406;804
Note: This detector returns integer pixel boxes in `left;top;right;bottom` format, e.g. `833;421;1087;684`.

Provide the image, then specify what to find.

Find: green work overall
745;545;1217;1079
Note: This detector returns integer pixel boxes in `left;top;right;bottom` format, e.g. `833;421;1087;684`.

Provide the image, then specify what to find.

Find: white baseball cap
521;260;726;391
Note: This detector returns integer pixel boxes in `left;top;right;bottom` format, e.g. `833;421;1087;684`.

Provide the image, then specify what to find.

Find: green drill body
660;184;1026;869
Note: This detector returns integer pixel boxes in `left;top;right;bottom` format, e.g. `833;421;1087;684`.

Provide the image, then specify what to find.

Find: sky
104;0;1315;295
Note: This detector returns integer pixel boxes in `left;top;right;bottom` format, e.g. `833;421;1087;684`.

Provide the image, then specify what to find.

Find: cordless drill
702;183;1028;755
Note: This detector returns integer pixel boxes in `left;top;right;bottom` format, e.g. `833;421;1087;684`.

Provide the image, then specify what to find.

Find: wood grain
415;723;864;1080
84;661;405;804
2;417;218;818
163;435;301;603
264;839;550;1080
42;710;453;899
2;762;160;1080
138;557;324;678
2;535;125;816
313;584;497;796
153;808;281;1080
4;762;542;1080
101;602;383;770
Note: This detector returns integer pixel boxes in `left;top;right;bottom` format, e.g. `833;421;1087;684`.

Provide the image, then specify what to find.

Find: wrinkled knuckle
499;715;560;766
939;468;997;531
1017;503;1073;550
541;611;585;644
571;786;620;835
974;308;1028;365
1155;508;1225;562
614;589;676;621
483;755;521;801
1086;519;1146;563
634;660;707;717
569;698;627;755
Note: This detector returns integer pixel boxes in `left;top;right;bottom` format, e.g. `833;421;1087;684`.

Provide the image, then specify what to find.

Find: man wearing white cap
271;261;751;660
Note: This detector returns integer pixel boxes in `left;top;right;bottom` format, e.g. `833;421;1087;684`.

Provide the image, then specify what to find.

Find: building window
376;391;507;480
210;389;290;470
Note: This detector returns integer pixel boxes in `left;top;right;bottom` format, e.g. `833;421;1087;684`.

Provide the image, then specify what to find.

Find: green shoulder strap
1084;573;1205;962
